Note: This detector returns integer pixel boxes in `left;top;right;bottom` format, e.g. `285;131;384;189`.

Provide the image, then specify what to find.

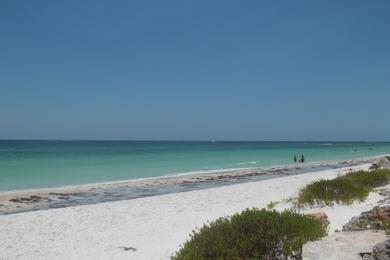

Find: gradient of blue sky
1;1;389;140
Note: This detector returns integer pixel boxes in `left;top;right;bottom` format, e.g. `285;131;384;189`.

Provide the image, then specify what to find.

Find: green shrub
172;209;327;260
297;169;390;206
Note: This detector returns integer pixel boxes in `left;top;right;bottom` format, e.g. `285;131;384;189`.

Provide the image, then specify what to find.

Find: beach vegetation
370;163;381;170
296;169;390;206
266;201;278;209
172;208;327;260
386;224;390;236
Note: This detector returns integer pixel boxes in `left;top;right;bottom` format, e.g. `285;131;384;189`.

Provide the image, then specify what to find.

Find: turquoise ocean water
1;141;390;191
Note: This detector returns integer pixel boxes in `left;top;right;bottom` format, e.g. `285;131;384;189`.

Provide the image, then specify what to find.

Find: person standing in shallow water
301;155;305;163
294;155;297;163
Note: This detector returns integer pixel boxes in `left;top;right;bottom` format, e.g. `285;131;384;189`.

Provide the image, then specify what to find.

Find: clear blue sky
1;1;389;141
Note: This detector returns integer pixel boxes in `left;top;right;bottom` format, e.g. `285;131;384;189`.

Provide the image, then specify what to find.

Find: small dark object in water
119;246;137;252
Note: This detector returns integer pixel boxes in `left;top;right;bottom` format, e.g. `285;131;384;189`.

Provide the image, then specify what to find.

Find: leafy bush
297;169;390;206
172;209;327;259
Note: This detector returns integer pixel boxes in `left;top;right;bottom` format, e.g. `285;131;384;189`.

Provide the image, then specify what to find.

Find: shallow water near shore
1;141;390;191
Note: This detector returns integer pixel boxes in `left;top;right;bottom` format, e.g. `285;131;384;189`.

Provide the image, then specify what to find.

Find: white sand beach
3;1;389;259
0;163;386;260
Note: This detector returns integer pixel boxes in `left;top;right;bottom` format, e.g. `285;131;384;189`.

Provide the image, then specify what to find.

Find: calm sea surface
1;141;389;191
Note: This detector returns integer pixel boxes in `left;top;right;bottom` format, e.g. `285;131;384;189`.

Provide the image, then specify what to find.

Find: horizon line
0;139;389;143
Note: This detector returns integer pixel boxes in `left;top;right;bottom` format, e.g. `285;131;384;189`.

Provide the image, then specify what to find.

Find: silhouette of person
301;155;305;163
294;155;297;163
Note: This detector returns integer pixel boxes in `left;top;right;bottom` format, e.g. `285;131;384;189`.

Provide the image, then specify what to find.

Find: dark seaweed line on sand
0;160;367;215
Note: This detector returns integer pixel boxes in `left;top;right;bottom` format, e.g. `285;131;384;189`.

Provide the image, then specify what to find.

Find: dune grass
172;208;327;260
297;169;390;206
266;200;278;209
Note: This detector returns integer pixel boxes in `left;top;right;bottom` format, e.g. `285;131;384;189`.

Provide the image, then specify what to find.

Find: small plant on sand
297;169;390;206
370;164;381;170
172;208;327;260
266;201;278;209
385;224;390;236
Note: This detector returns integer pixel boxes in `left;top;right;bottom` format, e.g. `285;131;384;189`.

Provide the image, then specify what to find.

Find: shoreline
1;154;386;195
1;162;386;259
0;154;388;215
